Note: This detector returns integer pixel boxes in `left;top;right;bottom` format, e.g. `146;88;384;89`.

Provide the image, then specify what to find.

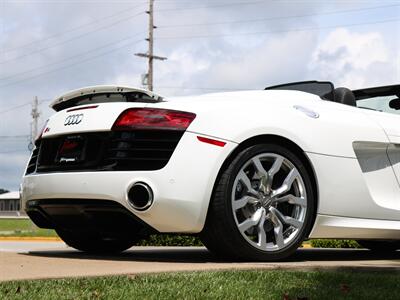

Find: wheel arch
205;134;319;237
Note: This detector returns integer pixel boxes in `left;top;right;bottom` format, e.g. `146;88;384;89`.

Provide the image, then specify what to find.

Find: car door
356;95;400;215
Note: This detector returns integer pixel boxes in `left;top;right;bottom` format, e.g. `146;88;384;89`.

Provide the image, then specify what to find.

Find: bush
137;236;363;249
138;234;203;246
310;239;362;249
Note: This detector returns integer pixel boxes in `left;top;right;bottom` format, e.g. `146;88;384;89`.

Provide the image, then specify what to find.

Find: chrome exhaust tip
127;182;153;211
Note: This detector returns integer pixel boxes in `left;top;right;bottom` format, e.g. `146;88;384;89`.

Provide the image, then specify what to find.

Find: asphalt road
0;241;399;282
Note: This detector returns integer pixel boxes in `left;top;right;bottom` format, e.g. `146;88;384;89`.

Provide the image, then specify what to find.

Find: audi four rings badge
64;114;84;126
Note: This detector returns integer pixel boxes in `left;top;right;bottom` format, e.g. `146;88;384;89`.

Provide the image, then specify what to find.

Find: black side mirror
389;98;400;110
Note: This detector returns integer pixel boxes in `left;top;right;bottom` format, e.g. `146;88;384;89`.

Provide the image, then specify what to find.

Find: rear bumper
25;199;155;236
21;132;237;233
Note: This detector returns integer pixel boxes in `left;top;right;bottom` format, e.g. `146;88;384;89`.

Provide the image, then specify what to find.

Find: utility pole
135;0;167;91
30;96;40;145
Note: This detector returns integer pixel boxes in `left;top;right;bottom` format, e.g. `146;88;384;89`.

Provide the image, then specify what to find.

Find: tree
0;188;9;194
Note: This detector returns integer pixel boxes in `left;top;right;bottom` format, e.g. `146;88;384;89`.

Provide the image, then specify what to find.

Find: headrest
333;87;356;107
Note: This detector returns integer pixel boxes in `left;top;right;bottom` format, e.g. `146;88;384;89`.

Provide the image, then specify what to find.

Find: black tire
357;240;400;252
56;229;137;254
200;143;316;261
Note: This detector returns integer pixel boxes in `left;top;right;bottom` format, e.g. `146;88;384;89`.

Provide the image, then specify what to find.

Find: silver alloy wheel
231;153;307;252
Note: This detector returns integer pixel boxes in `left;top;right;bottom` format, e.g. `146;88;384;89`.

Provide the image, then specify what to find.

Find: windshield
354;85;400;114
265;81;334;100
357;95;400;114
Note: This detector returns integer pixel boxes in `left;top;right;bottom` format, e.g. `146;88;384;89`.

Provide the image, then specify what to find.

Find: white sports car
21;81;400;260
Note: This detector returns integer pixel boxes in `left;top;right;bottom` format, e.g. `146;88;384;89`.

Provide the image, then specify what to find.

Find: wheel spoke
238;170;258;196
238;208;263;233
257;208;267;248
253;158;272;195
273;194;307;207
270;213;284;248
285;217;303;228
253;157;268;177
270;207;303;228
268;156;284;176
272;168;299;197
233;195;258;210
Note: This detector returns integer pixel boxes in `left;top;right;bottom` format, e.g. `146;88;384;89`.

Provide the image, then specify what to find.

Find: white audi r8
21;81;400;260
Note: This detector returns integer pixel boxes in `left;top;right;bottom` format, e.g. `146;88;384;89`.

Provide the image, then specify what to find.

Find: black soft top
265;81;334;100
265;81;400;102
352;84;400;100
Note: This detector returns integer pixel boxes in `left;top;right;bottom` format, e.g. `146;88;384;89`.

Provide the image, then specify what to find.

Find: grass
0;270;399;299
0;218;57;237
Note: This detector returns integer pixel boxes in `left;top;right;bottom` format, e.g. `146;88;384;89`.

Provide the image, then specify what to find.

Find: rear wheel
56;229;138;254
200;143;316;261
357;240;400;252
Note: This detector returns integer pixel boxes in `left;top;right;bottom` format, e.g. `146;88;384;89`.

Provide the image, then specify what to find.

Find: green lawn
0;218;56;237
1;270;399;299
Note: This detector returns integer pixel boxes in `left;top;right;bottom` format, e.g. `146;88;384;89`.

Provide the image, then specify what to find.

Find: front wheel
56;229;138;254
200;143;316;261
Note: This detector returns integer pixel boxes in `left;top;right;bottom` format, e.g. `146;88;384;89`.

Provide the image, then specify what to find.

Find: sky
0;0;399;191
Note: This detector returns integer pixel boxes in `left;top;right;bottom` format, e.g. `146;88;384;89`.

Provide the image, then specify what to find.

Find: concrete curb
1;247;399;282
0;236;61;241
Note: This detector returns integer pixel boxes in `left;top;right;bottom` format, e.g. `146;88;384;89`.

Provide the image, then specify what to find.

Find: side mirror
389;98;400;110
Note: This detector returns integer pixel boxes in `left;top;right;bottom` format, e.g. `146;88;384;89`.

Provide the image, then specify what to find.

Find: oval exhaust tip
127;182;153;211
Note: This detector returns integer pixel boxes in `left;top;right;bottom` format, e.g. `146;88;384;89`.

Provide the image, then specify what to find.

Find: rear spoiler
50;85;163;111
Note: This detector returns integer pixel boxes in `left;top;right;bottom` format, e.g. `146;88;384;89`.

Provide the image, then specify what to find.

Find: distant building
0;192;20;211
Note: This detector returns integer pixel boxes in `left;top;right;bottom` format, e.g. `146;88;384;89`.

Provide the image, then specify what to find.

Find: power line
0;102;31;115
156;16;400;40
2;2;147;53
0;32;144;82
156;1;266;12
158;3;400;28
0;39;144;88
39;99;52;104
0;135;30;138
0;149;29;154
0;99;50;115
0;12;145;64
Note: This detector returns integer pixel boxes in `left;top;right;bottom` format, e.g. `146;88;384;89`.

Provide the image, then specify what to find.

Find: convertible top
352;84;400;100
265;81;334;100
265;81;400;102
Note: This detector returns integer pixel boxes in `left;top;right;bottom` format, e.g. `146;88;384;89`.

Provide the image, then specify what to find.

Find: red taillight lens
112;108;196;131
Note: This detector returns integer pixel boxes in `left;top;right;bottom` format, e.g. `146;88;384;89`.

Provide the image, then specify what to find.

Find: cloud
186;31;318;91
309;28;397;88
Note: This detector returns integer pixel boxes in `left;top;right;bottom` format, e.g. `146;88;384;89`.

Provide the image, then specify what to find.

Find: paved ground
0;241;399;282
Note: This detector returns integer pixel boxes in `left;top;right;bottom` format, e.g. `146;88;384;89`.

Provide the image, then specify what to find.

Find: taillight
112;108;196;131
